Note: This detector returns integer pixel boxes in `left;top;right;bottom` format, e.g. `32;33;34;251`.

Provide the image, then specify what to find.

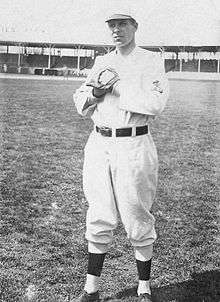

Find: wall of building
0;52;219;75
0;53;95;75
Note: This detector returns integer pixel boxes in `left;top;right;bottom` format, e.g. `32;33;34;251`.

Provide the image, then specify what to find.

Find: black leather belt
95;125;148;137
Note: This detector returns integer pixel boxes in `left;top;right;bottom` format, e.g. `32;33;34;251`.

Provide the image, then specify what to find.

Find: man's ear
130;19;138;30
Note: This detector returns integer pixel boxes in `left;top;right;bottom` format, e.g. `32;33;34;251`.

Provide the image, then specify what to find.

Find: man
73;12;169;302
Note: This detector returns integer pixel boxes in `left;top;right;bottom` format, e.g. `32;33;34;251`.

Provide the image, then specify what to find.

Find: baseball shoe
70;290;100;302
137;293;152;302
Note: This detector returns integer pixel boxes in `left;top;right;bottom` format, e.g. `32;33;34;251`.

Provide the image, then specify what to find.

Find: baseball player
73;12;169;302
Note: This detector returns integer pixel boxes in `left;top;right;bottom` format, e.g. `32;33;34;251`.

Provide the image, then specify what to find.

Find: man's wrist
87;98;97;106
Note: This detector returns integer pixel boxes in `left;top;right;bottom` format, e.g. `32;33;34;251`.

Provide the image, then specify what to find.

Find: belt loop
131;126;136;137
111;126;116;138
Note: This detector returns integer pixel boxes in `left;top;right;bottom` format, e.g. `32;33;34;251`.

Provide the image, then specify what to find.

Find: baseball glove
86;67;119;90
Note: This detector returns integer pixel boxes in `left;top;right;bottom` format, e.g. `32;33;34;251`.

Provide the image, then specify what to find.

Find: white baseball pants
83;129;158;257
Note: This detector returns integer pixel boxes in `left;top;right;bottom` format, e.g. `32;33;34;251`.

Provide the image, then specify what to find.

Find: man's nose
113;25;120;33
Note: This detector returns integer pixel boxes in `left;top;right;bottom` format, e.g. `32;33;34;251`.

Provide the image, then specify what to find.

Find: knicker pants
83;130;158;255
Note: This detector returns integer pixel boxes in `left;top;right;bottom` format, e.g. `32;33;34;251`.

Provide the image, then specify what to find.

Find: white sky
0;0;220;45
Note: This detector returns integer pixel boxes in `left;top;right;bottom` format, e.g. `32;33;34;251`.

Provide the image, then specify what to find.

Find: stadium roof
0;40;219;54
0;40;114;50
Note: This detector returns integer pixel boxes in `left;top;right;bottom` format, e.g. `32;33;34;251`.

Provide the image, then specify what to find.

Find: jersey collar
114;45;138;58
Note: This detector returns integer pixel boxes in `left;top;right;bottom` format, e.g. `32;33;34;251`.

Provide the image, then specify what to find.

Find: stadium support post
198;57;201;72
102;46;115;54
48;45;51;69
217;59;220;73
103;46;113;54
180;58;183;72
18;43;21;73
77;45;81;75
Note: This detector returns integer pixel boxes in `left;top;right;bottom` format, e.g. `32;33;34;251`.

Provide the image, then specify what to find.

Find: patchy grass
0;78;219;302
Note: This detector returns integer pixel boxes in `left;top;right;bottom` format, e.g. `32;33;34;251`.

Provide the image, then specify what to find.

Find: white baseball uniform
73;46;169;256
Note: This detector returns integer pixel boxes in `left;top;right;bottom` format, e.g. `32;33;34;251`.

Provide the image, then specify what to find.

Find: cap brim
105;14;134;22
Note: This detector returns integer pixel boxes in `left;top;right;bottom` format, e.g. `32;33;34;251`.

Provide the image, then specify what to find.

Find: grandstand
0;41;115;77
0;42;219;77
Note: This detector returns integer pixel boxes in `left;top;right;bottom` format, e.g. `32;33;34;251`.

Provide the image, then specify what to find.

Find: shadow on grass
105;270;220;302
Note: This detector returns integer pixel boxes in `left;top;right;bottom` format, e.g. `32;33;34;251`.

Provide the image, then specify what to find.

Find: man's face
107;19;137;47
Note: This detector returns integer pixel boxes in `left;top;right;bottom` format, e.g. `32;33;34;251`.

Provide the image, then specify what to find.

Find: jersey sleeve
73;56;103;116
118;54;169;116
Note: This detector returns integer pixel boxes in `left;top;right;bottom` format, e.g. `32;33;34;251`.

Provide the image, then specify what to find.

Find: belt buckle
100;126;112;137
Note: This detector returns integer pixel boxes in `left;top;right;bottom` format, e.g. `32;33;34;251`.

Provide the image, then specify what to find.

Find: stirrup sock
87;252;106;277
136;258;152;281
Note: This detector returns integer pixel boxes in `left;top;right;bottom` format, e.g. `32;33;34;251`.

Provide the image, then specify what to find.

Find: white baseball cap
104;7;138;23
105;13;135;22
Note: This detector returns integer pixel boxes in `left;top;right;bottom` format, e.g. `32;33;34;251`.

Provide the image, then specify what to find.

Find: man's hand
92;87;108;98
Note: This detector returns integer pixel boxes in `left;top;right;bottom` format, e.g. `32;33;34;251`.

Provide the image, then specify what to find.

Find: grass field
0;78;219;302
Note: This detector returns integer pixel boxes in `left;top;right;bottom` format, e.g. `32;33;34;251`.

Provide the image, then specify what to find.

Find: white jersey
73;46;169;128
